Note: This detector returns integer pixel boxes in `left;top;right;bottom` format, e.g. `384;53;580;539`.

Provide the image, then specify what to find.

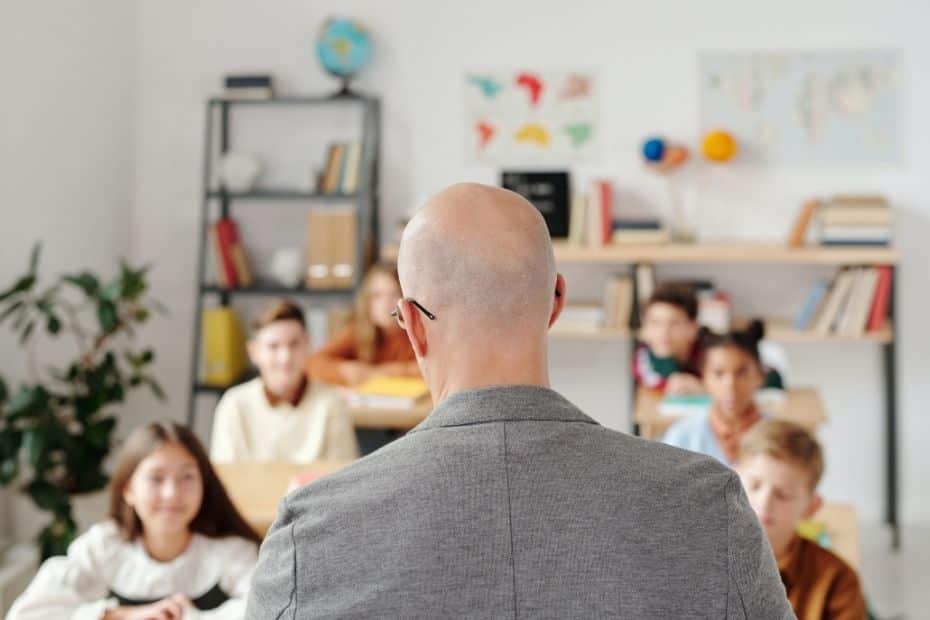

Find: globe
316;18;372;93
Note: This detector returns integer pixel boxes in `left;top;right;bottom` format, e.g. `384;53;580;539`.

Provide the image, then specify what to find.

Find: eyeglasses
390;298;437;328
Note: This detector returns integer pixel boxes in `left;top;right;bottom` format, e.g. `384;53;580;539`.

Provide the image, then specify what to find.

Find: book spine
867;266;893;332
215;219;240;287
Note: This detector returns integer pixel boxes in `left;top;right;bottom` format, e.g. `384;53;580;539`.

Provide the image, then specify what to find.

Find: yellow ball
702;130;737;162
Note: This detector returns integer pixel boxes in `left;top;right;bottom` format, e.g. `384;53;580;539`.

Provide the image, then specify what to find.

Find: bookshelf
188;94;381;427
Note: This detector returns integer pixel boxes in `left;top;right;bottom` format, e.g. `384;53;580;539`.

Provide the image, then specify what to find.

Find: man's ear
802;493;823;520
548;273;566;329
402;301;428;358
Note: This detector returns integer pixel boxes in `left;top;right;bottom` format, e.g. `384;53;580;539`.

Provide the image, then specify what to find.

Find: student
735;420;868;620
210;299;359;463
8;422;260;620
632;282;704;394
661;320;768;465
307;262;419;387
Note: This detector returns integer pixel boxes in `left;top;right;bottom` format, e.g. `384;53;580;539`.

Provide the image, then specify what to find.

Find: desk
215;460;353;535
811;503;860;571
635;387;827;440
349;398;431;431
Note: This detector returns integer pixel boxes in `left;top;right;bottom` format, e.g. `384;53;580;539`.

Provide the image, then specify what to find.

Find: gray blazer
246;385;793;619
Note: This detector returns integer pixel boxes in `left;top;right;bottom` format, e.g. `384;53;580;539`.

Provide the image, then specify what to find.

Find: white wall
0;1;138;539
129;0;929;526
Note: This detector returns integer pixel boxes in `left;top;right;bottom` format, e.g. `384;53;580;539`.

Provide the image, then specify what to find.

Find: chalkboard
500;171;571;239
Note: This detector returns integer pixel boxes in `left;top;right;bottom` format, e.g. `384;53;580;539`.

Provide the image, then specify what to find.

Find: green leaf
0;275;37;303
142;377;165;400
23;428;47;466
63;273;99;296
25;478;67;512
97;300;118;332
19;320;36;345
134;308;149;323
0;300;25;324
38;514;77;559
84;417;116;450
7;386;48;418
0;428;23;457
0;376;7;404
140;349;154;364
0;459;18;484
99;280;123;302
29;243;41;274
46;314;61;335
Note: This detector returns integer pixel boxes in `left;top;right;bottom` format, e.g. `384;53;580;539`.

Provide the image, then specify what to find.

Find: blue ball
642;137;666;162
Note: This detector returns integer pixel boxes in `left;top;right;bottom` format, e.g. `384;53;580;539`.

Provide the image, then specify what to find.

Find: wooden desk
349;398;431;431
810;503;860;571
635;387;827;440
215;460;353;535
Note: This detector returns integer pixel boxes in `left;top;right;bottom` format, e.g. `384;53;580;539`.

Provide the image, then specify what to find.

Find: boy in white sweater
210;299;359;463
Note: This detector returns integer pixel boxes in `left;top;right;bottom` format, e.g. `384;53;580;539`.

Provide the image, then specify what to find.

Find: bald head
398;183;557;335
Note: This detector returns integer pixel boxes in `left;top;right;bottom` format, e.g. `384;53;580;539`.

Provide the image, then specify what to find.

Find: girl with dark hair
9;422;260;620
661;320;771;465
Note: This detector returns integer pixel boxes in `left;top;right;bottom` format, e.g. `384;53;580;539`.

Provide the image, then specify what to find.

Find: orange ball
702;130;737;162
663;145;689;166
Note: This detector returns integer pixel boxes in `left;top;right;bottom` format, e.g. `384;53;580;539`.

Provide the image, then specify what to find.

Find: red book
598;181;613;246
215;218;239;287
867;266;893;331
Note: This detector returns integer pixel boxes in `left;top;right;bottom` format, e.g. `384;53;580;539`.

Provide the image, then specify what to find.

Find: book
820;207;892;226
831;268;863;333
612;219;662;230
813;269;855;335
597;181;613;246
223;218;253;287
839;268;879;336
329;207;358;289
659;394;712;417
209;224;230;288
635;264;656;312
586;181;603;248
501;171;571;239
340;141;362;195
867;266;893;332
603;275;633;330
224;74;273;88
322;143;346;195
568;194;587;246
829;194;888;207
214;219;240;287
612;229;671;245
793;280;829;330
821;239;890;247
222;87;273;100
201;307;248;386
306;209;333;289
346;376;430;409
788;199;820;247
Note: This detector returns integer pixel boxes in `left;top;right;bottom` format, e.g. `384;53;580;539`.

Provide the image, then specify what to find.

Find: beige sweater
210;378;359;463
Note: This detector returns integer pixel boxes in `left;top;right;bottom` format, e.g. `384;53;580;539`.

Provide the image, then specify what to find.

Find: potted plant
0;244;164;559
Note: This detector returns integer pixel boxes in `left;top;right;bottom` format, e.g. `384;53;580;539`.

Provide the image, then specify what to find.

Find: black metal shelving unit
187;94;381;428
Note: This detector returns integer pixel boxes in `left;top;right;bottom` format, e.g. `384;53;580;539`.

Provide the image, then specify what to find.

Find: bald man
247;184;792;619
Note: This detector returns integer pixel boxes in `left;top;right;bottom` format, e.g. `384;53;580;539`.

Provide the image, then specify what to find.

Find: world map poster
465;70;600;164
700;50;899;163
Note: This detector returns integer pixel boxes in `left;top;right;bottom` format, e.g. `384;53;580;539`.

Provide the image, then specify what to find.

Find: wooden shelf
549;326;629;340
206;189;359;201
761;319;893;344
552;241;900;265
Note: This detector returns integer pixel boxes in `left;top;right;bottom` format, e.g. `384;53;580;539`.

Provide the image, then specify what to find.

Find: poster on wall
699;50;899;163
465;70;600;164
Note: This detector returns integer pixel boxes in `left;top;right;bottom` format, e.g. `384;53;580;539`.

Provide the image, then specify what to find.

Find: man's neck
264;376;308;407
429;344;551;403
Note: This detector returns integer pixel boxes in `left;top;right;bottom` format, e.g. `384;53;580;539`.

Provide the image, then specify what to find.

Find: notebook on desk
345;377;430;410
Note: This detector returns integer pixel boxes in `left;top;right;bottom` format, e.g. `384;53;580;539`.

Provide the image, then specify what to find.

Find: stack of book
223;74;273;100
611;215;669;245
319;141;362;195
794;266;893;336
345;377;430;410
210;217;253;288
817;195;892;247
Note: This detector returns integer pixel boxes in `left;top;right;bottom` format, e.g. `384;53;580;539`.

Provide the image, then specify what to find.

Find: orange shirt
307;325;418;386
778;536;867;620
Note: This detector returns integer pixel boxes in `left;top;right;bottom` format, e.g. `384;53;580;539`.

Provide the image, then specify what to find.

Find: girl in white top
9;422;261;620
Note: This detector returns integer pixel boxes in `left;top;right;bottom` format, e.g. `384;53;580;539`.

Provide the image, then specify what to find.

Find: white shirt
209;378;359;463
7;520;258;619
